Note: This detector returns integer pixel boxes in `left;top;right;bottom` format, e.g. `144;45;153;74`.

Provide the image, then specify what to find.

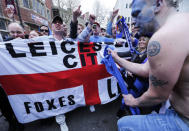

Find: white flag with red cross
0;39;129;123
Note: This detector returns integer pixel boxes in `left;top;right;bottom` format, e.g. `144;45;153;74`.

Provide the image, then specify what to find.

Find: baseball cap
52;16;63;24
93;22;100;27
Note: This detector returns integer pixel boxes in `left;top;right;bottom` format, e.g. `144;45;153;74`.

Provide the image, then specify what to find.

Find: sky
80;0;117;14
179;0;189;12
79;0;189;14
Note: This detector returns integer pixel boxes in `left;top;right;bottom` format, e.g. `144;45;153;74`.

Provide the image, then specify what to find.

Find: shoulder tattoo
147;41;161;57
149;75;168;88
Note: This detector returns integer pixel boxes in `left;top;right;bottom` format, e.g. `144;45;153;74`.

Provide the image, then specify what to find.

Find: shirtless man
109;0;189;130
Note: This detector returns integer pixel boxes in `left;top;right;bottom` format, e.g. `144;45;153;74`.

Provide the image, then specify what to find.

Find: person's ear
154;0;163;14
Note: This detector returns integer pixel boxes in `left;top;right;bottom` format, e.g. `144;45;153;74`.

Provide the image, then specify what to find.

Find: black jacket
70;21;78;39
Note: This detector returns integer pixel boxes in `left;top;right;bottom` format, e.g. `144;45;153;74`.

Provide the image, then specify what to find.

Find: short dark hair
40;25;49;32
40;25;48;28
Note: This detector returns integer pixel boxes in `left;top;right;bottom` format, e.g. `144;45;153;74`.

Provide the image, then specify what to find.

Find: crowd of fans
0;4;152;131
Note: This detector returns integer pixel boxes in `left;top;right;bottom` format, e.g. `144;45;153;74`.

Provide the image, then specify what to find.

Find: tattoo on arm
150;75;168;88
147;41;161;57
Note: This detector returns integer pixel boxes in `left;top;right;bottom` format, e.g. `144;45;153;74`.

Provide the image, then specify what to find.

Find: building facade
114;0;189;24
0;0;52;38
114;0;132;24
179;0;189;12
51;5;87;31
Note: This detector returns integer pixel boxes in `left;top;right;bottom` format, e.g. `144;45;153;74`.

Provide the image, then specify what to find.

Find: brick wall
1;0;52;32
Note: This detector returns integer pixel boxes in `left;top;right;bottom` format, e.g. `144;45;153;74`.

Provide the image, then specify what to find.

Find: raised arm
106;9;119;36
77;15;95;42
70;5;82;39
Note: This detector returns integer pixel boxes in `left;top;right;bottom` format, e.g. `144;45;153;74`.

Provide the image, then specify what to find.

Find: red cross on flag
0;39;128;123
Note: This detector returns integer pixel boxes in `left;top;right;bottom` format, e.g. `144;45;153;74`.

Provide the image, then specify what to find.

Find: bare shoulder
163;13;189;42
157;13;189;36
168;13;189;53
147;27;187;90
148;13;189;58
147;28;187;69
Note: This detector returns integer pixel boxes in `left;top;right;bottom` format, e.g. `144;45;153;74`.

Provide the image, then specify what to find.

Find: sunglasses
40;29;49;32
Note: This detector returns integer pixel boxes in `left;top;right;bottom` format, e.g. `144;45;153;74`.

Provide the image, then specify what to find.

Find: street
0;97;121;131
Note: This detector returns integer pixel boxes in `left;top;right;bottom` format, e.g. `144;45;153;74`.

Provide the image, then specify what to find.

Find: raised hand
73;5;82;22
112;9;119;19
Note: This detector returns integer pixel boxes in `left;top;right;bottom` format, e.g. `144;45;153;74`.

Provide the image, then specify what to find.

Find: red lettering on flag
78;42;106;105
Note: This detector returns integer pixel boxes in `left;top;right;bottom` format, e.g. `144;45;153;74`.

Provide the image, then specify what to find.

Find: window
32;0;36;11
126;3;128;8
0;7;2;17
0;1;2;16
37;0;41;14
0;19;7;30
23;0;30;8
0;31;9;39
47;9;51;20
129;3;132;8
52;9;59;17
41;4;45;16
128;17;130;23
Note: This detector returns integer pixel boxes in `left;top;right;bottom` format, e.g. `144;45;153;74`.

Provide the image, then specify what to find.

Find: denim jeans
117;109;189;131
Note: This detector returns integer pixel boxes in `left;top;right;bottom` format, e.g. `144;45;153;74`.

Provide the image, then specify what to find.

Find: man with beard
109;0;189;130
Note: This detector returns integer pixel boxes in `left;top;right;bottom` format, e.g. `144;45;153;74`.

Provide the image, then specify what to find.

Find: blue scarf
101;45;140;115
116;17;146;55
